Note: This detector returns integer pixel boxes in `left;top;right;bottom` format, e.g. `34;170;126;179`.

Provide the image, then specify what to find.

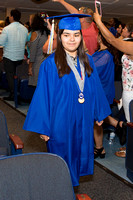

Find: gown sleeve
23;55;56;136
92;50;115;104
88;54;111;122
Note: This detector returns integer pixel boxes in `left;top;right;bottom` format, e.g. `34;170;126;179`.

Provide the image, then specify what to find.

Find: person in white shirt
0;9;28;101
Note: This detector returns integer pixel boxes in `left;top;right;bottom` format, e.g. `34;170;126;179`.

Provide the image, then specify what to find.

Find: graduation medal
78;93;85;104
66;53;85;104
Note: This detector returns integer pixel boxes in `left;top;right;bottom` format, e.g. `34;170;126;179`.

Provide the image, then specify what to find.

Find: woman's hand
28;68;33;76
40;135;50;141
27;58;30;65
96;120;103;126
28;62;33;76
93;7;102;26
43;15;52;31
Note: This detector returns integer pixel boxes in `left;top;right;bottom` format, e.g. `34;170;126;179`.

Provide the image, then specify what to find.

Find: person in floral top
94;11;133;122
94;8;133;158
122;52;133;122
120;23;133;121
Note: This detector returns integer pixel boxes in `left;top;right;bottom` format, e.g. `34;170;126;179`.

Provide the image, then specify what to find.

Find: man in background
0;9;28;101
52;0;98;55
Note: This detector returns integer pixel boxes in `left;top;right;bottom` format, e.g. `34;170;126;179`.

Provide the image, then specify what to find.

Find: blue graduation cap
47;13;91;30
47;14;91;54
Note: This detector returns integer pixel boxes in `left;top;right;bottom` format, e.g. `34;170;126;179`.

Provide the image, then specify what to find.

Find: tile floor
96;133;132;184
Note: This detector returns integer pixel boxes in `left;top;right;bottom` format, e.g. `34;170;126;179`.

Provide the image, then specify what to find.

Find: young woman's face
121;26;130;38
61;29;81;56
117;24;122;34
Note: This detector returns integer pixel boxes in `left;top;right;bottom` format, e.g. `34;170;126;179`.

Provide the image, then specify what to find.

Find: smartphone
40;12;47;19
95;0;102;16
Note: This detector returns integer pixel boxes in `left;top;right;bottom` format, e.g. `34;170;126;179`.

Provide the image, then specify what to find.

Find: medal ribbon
66;53;85;93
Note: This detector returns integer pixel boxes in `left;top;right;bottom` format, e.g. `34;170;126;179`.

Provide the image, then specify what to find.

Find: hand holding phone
95;0;102;16
40;12;47;19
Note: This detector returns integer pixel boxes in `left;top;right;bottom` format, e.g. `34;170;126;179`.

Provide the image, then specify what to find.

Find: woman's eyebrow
63;31;80;34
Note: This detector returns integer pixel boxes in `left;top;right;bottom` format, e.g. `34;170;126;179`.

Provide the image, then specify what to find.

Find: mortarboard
47;14;91;54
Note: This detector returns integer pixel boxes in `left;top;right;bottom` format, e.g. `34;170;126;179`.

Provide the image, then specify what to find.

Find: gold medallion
78;93;85;104
78;97;85;104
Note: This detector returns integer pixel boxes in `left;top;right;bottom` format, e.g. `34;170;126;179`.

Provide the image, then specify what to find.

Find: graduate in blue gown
92;31;124;159
92;31;115;159
92;32;115;105
23;14;111;186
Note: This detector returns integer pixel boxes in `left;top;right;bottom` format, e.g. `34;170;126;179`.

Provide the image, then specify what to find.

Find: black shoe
94;147;106;159
3;95;14;101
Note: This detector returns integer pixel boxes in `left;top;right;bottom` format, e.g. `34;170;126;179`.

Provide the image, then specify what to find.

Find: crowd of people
0;1;133;187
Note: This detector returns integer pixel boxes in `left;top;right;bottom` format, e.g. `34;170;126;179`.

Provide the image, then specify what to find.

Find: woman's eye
75;34;80;37
63;34;69;37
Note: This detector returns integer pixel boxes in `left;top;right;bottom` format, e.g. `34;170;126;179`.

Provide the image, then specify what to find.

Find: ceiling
0;0;133;22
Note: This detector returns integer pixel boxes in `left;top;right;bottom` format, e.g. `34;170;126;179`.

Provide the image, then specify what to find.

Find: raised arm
94;8;133;56
52;0;79;14
43;35;57;54
42;18;57;54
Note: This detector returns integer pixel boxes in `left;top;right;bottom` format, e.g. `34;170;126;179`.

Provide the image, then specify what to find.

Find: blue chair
14;78;35;108
126;100;133;182
0;153;75;200
0;110;23;156
0;71;9;89
0;152;92;200
19;79;35;101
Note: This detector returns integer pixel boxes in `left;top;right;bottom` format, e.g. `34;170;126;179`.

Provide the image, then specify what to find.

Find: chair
126;100;133;182
0;110;23;156
14;60;30;108
0;153;75;200
19;79;35;101
0;71;9;89
14;78;35;108
0;152;91;200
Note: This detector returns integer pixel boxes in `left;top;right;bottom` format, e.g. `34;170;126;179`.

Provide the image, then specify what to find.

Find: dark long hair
55;29;93;78
98;31;119;66
31;13;50;35
126;23;133;37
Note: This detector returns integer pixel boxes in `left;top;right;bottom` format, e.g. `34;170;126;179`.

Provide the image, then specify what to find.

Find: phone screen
95;1;102;16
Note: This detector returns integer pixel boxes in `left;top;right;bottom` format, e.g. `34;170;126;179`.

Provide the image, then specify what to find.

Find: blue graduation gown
23;53;111;186
92;49;115;105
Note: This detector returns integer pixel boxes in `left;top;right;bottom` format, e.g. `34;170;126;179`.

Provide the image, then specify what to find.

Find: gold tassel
47;19;55;54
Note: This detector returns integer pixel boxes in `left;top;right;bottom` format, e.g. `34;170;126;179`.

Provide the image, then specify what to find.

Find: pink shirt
82;22;98;55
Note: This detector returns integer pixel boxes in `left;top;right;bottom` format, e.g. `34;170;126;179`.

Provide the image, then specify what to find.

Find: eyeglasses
78;7;88;13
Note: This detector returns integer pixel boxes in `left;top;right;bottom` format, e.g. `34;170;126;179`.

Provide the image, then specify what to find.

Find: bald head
78;7;93;23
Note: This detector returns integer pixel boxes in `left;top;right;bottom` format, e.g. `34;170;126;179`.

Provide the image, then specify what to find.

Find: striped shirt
0;22;28;61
